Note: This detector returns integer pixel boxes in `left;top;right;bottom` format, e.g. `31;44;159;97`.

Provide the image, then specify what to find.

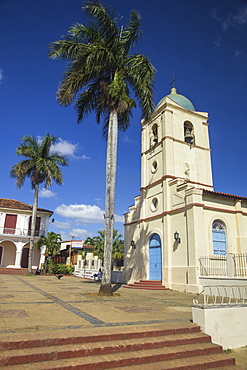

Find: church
123;87;247;293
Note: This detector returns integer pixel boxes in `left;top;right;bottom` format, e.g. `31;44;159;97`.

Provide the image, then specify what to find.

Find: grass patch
224;349;232;354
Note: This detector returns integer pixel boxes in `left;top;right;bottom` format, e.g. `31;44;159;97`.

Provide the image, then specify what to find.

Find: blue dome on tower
156;87;195;111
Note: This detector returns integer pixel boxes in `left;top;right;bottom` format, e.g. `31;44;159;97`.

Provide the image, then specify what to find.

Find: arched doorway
0;245;3;266
21;247;29;268
0;241;16;267
149;233;162;280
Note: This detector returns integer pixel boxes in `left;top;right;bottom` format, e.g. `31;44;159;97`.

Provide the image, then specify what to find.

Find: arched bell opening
184;121;195;145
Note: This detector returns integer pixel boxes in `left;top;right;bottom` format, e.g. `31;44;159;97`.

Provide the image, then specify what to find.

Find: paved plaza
0;274;246;368
0;274;194;338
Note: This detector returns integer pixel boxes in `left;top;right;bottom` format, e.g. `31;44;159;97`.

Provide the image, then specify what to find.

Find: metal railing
199;255;227;276
193;285;247;307
0;227;45;237
233;253;247;277
199;253;247;277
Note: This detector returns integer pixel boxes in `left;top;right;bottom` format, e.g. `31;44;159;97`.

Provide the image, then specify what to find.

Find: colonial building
124;87;247;293
0;198;53;269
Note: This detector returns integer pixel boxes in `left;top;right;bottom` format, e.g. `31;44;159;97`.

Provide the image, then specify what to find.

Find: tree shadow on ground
111;283;122;292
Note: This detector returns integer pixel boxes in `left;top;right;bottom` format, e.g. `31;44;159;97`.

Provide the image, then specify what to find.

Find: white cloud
0;69;3;83
214;35;222;47
55;203;104;224
212;6;247;31
51;138;90;159
71;228;90;239
54;203;124;224
122;134;138;145
115;214;124;223
53;220;71;229
58;229;92;241
39;188;56;198
234;50;243;59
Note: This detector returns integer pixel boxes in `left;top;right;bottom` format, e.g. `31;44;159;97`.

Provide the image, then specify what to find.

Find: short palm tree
10;134;68;273
112;230;124;260
84;232;104;260
84;229;123;265
49;1;155;295
36;231;62;257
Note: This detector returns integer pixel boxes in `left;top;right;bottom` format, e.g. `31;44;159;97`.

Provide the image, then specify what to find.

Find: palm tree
84;232;104;260
36;231;62;257
49;1;155;295
112;230;124;260
10;134;68;273
84;229;123;262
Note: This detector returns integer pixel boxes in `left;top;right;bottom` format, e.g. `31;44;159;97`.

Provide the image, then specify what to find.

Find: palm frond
120;10;142;53
40;134;57;158
83;1;118;45
125;54;156;118
75;84;100;123
68;22;100;43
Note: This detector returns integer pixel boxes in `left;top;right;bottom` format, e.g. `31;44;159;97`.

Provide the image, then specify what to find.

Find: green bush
68;265;75;274
58;264;70;274
47;260;60;274
47;260;75;275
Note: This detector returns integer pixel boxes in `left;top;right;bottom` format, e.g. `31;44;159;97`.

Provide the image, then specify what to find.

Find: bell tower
141;87;213;192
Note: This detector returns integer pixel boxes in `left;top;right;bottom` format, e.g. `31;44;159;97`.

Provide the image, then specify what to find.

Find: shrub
58;264;70;274
48;260;60;274
47;260;75;275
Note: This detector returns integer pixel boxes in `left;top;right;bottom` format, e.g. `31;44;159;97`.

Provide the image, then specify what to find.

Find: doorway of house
0;246;2;266
21;247;29;268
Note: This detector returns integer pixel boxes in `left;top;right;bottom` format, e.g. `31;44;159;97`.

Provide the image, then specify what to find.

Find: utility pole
69;235;74;266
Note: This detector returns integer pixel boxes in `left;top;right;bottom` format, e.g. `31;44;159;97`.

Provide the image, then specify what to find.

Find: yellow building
124;88;247;293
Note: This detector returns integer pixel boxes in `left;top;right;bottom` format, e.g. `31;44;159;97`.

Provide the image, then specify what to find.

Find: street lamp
174;231;181;244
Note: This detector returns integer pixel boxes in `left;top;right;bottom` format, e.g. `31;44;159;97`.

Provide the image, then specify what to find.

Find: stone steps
0;268;33;275
0;323;239;369
123;280;169;290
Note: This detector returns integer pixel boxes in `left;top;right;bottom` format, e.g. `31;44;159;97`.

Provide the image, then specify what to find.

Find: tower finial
169;74;177;89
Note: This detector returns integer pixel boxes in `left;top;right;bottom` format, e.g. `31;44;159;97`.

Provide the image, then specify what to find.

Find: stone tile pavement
0;274;246;368
0;274;194;337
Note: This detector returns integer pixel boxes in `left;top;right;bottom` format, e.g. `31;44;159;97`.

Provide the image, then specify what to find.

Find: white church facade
124;87;247;293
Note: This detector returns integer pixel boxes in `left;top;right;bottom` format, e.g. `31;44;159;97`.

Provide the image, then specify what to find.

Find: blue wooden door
149;234;162;280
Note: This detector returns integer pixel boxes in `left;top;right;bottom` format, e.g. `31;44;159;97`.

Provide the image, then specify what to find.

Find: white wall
192;305;247;349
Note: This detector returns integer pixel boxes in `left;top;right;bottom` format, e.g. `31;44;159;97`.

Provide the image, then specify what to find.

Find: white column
14;241;25;268
77;255;82;269
94;256;98;270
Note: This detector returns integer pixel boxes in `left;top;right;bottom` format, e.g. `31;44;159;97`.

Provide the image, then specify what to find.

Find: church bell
184;129;194;144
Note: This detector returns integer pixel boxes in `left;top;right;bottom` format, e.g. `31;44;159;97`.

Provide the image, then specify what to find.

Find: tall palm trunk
99;110;118;295
28;183;39;273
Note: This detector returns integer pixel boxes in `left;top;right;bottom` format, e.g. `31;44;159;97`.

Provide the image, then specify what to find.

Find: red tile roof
203;190;247;202
0;198;53;214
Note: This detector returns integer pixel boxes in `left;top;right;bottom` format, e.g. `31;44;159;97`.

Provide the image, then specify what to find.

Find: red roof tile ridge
0;198;53;213
203;189;247;201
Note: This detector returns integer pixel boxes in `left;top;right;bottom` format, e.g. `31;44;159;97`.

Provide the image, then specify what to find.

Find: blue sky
1;0;247;241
